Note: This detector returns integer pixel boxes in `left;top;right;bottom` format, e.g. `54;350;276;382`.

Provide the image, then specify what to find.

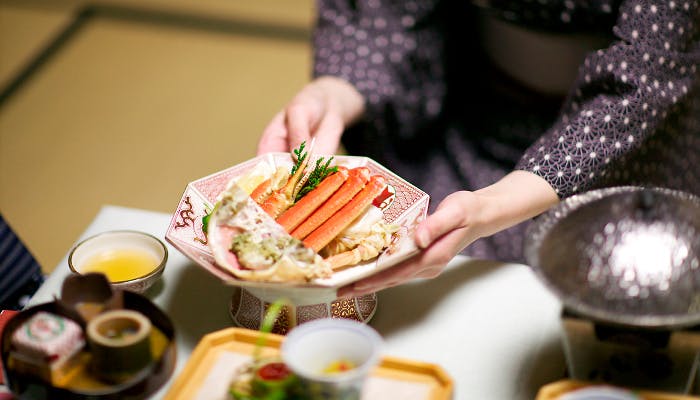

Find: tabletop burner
524;187;700;395
561;310;700;394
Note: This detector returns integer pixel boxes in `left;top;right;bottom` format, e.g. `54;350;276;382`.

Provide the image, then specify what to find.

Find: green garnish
255;299;289;358
202;212;211;234
230;299;299;400
295;156;338;202
201;202;218;235
290;141;308;177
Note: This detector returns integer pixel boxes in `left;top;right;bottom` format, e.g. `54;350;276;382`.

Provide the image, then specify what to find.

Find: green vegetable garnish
201;212;211;234
231;299;300;400
295;156;338;202
290;141;308;177
255;299;289;359
201;202;219;235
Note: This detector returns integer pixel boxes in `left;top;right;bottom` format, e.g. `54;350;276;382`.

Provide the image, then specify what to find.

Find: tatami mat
0;1;313;272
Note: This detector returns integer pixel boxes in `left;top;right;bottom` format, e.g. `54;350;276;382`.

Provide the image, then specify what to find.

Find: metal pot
524;186;700;329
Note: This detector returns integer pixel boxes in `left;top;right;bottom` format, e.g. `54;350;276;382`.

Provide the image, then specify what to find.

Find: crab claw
260;139;316;218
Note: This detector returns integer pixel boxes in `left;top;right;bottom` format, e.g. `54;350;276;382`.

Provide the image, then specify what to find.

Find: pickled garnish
322;359;356;374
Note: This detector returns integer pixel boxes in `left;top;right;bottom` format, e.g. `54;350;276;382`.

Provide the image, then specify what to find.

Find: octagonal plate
165;153;429;292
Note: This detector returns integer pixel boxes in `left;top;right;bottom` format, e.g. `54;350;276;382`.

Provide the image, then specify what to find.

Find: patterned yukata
313;0;700;262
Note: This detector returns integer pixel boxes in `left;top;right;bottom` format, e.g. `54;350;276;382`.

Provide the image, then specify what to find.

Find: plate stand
228;287;378;334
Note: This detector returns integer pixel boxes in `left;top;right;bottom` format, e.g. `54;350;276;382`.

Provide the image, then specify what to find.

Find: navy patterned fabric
0;214;45;310
312;0;700;262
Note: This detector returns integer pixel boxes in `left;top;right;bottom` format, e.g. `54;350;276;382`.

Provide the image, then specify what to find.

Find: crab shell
207;184;331;283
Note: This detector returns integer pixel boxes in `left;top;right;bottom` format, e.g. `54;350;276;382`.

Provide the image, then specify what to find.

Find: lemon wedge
233;161;274;195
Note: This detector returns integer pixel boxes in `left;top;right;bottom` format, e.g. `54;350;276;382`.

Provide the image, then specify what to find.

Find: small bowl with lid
68;230;168;294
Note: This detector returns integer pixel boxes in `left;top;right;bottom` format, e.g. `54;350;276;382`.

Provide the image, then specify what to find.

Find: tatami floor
0;0;314;273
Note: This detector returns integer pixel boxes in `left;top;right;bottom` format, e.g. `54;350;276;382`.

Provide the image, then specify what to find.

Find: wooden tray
537;379;700;400
164;327;453;400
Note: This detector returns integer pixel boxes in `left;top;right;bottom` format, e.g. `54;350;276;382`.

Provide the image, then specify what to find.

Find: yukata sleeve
515;0;700;198
312;0;447;141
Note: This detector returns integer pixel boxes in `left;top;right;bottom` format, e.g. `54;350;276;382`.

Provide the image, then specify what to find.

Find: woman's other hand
257;76;365;155
337;190;486;298
337;171;559;298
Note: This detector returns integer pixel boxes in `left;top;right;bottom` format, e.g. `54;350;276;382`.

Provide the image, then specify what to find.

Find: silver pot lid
525;186;700;329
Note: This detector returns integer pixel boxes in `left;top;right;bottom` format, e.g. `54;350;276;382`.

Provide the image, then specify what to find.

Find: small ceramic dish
281;318;383;399
68;230;168;294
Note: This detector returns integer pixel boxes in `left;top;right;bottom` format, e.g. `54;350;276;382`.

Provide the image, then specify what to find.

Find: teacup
281;318;383;400
68;230;167;294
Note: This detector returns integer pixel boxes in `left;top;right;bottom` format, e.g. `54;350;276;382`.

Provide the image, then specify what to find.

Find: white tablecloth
26;205;567;399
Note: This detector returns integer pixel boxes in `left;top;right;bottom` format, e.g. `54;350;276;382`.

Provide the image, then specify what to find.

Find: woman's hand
337;171;559;298
338;190;486;298
257;76;365;155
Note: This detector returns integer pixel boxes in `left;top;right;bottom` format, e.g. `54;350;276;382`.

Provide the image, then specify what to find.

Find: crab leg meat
302;174;387;252
260;151;313;218
291;167;370;240
250;178;274;203
326;242;384;271
249;167;288;203
276;166;349;232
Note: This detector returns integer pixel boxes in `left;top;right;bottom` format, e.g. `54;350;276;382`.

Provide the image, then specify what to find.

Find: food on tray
2;273;176;398
206;142;401;282
74;301;106;322
229;358;301;400
87;309;153;383
229;300;302;400
9;311;85;384
322;359;356;374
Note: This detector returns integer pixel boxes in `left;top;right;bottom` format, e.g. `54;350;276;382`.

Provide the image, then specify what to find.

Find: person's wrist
473;171;559;238
471;190;502;239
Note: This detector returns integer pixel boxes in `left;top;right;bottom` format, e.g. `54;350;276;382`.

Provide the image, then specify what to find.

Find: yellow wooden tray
164;327;453;400
537;379;700;400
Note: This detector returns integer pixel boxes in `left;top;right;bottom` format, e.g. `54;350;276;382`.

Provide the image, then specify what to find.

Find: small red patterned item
0;310;19;385
8;311;85;383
